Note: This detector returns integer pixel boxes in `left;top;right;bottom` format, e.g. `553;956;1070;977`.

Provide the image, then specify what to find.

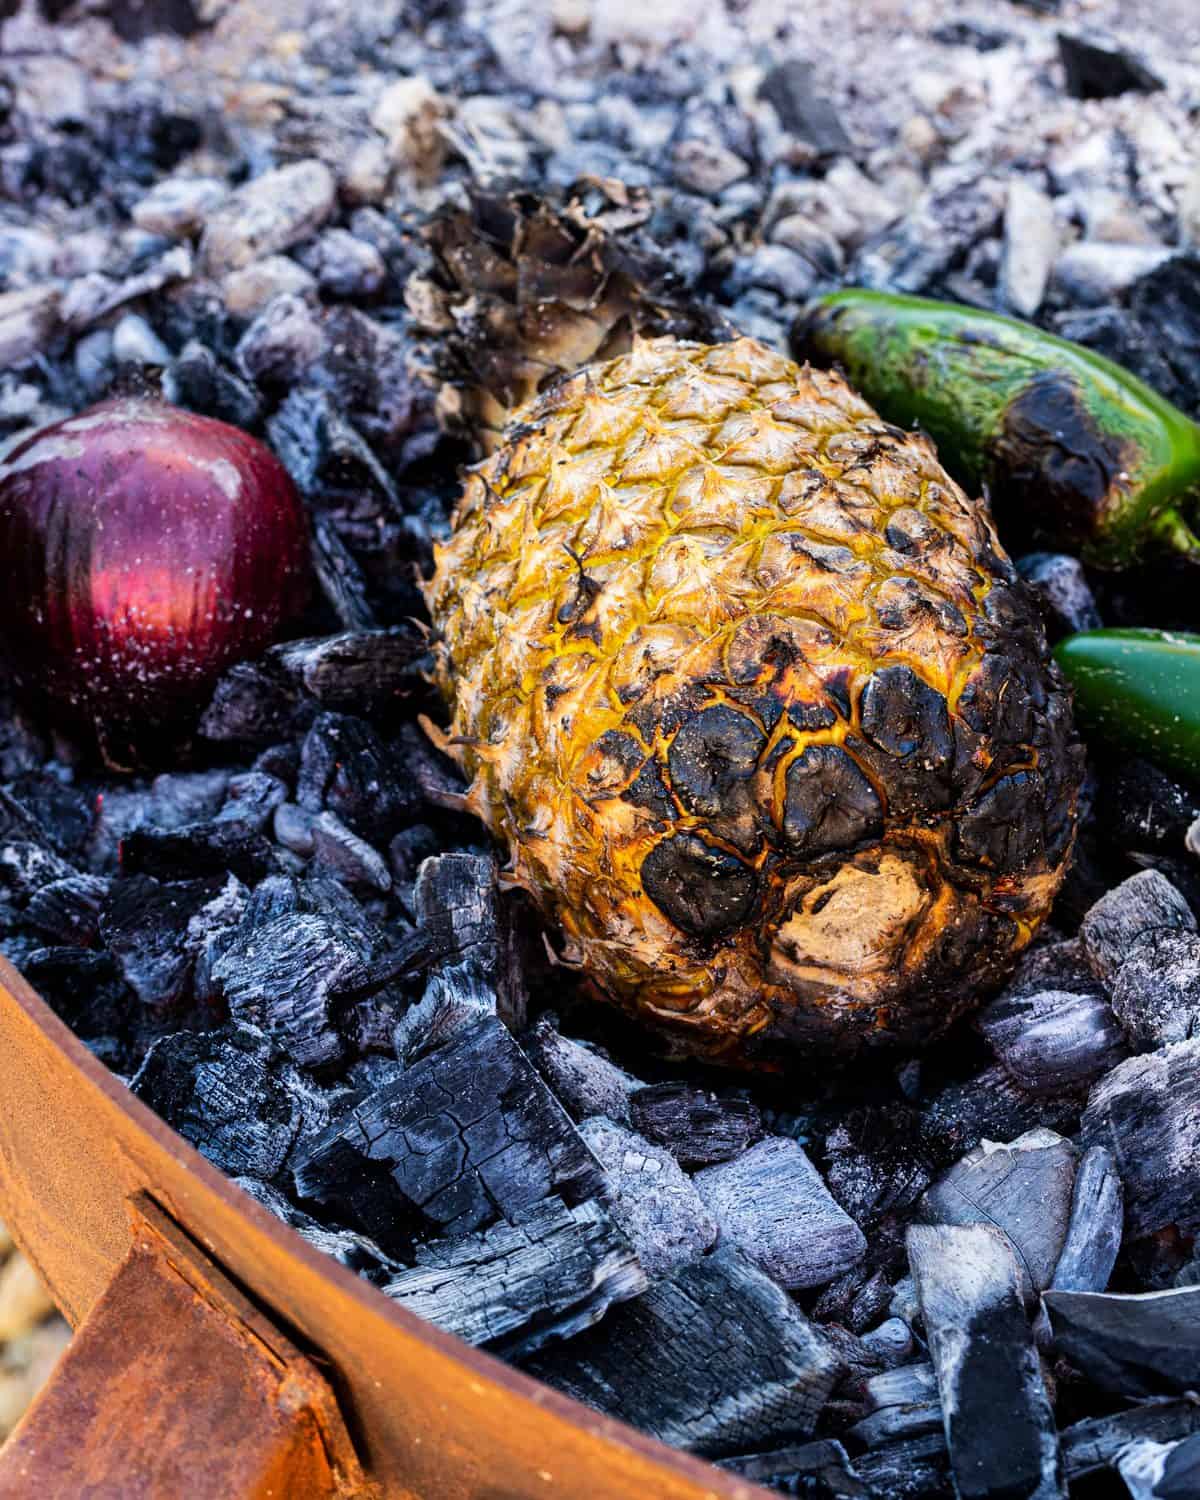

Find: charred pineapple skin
424;336;1083;1065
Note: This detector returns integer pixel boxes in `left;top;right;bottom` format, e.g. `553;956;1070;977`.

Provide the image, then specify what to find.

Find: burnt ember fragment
1110;930;1200;1050
311;811;392;893
908;1224;1065;1500
1057;30;1164;99
579;1117;717;1277
1043;1285;1200;1397
1102;758;1200;856
850;1433;951;1498
233;1175;398;1276
1061;1401;1200;1482
1078;870;1196;987
716;1439;865;1493
100;873;225;1009
131;1028;327;1180
1050;1145;1123;1294
294;1016;604;1243
694;1138;867;1290
628;1082;761;1166
919;1129;1078;1298
848;1362;942;1449
270;628;429;717
975;987;1126;1095
382;1196;647;1358
523;1015;639;1126
23;873;108;947
640;833;758;938
298;712;418;841
921;1063;1081;1160
119;821;276;885
210;911;365;1067
1081;1039;1200;1238
526;1246;845;1458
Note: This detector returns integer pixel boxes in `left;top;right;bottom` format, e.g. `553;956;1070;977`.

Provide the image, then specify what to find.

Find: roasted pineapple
418;195;1084;1066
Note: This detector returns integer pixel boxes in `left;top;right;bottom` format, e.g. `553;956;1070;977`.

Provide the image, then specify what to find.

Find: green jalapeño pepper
795;290;1200;570
1054;628;1200;780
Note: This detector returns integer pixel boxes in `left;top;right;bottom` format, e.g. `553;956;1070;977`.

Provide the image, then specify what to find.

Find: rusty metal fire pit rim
0;952;766;1500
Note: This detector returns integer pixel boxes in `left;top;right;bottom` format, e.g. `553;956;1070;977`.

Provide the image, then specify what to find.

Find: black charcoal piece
1015;553;1102;638
100;873;224;1009
975;988;1125;1094
821;1107;937;1231
1081;1039;1200;1237
850;1432;951;1499
215;771;288;834
199;659;318;746
1103;759;1200;855
22;872;108;946
131;1029;322;1180
578;1117;717;1278
629;1082;761;1165
848;1362;942;1449
311;514;377;631
382;1196;647;1358
1058;31;1164;99
119;821;275;885
922;1063;1082;1155
232;1176;397;1275
294;1016;604;1242
211;912;365;1067
526;1246;844;1458
717;1439;867;1494
1110;930;1200;1050
0;839;77;901
393;853;526;1059
270;628;428;717
297;713;417;840
1079;870;1195;987
1050;1146;1123;1294
908;1224;1065;1500
919;1128;1078;1298
1062;1401;1200;1480
860;1317;916;1369
1043;1285;1200;1398
273;802;316;856
758;60;851;154
522;1015;639;1125
311;810;392;892
694;1137;866;1290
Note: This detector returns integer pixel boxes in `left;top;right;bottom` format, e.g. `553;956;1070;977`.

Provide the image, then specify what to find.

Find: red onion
0;397;310;766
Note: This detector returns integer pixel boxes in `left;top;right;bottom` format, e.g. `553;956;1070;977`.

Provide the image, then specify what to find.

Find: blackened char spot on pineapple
782;745;882;857
585;731;644;796
725;614;834;688
860;666;953;768
641;834;758;938
988;370;1128;551
787;700;837;733
668;706;765;819
956;771;1046;872
957;653;1035;747
624;758;675;820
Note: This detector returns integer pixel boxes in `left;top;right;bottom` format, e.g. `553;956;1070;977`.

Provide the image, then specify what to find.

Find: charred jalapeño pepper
796;290;1200;569
1054;628;1200;780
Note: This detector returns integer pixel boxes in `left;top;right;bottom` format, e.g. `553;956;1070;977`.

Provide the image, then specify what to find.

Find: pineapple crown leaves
405;180;734;452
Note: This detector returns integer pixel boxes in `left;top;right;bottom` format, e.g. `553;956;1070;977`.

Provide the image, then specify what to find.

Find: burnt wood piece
393;852;526;1060
919;1128;1078;1299
232;1175;400;1276
382;1196;647;1358
921;1062;1082;1157
694;1138;866;1290
628;1082;762;1165
975;988;1126;1094
131;1027;330;1181
849;1433;951;1499
294;1015;604;1249
1080;1038;1200;1237
1078;870;1196;986
1066;1401;1200;1480
523;1015;639;1125
99;873;226;1009
297;711;419;840
578;1117;717;1277
22;873;109;947
526;1246;845;1459
847;1362;942;1449
119;821;276;884
198;658;319;746
716;1438;866;1493
1043;1285;1200;1397
271;627;430;716
1050;1145;1123;1293
908;1223;1065;1500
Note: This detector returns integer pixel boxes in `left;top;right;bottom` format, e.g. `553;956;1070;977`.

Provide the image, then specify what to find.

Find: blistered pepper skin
797;290;1200;570
1055;628;1200;780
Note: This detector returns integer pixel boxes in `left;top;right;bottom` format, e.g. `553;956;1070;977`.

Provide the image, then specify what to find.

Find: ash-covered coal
3;0;1200;1491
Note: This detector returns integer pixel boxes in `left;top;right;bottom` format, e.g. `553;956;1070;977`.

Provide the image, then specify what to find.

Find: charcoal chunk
311;811;392;892
1062;1401;1200;1480
908;1224;1065;1500
1016;553;1102;637
294;1016;604;1245
270;628;428;716
758;60;851;155
1081;1039;1200;1237
211;912;364;1067
783;745;882;856
1050;1146;1123;1294
640;833;758;937
216;772;288;835
579;1117;717;1277
848;1362;942;1449
850;1432;951;1498
1079;870;1196;986
23;873;108;947
526;1246;845;1458
523;1015;639;1125
976;988;1126;1094
1058;31;1163;99
131;1029;323;1180
119;821;275;885
1043;1285;1200;1398
1102;759;1200;856
232;1176;397;1275
100;873;222;1009
1110;930;1200;1050
920;1129;1078;1298
297;713;418;840
628;1081;761;1165
717;1439;866;1493
382;1196;647;1358
694;1137;867;1290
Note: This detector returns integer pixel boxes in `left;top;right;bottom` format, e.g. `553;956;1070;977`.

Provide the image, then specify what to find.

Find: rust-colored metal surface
0;956;765;1500
0;1195;369;1499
